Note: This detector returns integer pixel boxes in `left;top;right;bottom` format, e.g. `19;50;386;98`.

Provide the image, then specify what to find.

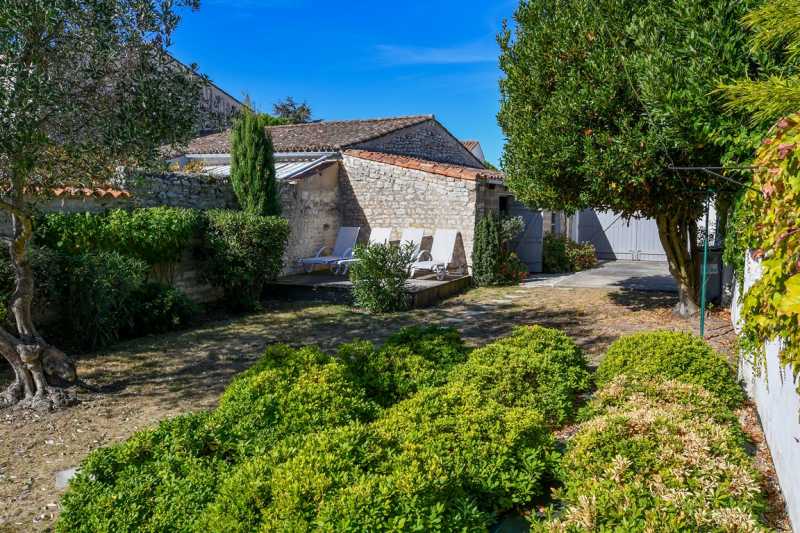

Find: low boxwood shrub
338;326;469;406
349;242;415;313
449;325;591;425
234;385;556;532
597;331;745;408
536;376;766;532
57;344;380;532
199;209;290;310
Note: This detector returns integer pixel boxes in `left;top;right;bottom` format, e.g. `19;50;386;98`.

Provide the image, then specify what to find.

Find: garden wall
733;254;800;530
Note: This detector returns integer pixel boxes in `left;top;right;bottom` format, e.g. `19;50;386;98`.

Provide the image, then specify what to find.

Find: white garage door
573;209;667;262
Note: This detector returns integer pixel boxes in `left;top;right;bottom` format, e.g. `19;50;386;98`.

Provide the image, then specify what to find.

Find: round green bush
242;386;556;532
537;376;766;532
597;331;745;408
57;345;379;532
449;325;591;425
337;326;470;406
349;242;415;313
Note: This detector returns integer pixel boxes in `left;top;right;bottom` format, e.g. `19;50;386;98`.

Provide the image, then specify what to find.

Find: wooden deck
266;272;472;308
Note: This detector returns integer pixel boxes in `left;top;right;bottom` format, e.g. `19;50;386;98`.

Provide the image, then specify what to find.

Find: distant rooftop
177;115;434;155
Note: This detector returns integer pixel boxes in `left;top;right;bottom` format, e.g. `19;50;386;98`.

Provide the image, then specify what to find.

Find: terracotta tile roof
344;150;504;183
177;115;434;155
51;187;131;199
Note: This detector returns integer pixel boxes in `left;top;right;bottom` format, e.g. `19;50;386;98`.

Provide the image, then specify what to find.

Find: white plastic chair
410;229;462;280
298;226;360;273
400;228;425;261
334;227;392;275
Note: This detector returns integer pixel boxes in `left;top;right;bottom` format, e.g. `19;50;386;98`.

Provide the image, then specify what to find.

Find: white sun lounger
334;227;392;275
299;226;360;273
400;228;425;260
410;229;462;280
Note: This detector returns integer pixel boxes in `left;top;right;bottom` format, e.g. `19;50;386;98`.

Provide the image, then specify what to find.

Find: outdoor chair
409;229;464;280
334;227;392;275
298;226;360;273
400;227;425;261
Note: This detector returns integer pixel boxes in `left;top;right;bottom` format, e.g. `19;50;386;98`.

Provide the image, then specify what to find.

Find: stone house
168;115;545;275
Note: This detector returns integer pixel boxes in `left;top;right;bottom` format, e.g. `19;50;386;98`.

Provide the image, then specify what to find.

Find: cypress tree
230;109;281;216
472;214;502;286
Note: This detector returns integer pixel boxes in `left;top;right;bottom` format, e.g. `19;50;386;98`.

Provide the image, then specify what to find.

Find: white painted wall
734;253;800;531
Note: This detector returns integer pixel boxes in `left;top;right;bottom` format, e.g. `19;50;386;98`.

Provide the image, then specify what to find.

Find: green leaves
777;274;800;314
350;242;415;313
229;109;281;217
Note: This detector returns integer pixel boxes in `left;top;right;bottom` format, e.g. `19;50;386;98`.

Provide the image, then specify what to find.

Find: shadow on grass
607;287;678;313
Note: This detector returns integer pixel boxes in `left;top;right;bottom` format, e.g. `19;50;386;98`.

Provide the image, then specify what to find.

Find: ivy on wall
737;113;800;383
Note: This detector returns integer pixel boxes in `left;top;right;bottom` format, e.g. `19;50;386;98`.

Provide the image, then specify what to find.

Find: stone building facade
170;115;543;275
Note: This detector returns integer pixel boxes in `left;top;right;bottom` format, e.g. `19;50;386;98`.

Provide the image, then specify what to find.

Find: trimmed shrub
35;207;201;265
124;283;198;337
597;331;745;408
338;326;470;406
537;376;766;532
59;251;150;350
0;246;64;325
349;242;414;313
57;344;379;533
199;210;290;310
248;385;556;532
566;240;598;271
543;233;598;273
449;325;591;425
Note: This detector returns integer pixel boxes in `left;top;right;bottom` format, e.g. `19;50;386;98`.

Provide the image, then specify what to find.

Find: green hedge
597;331;745;408
247;386;555;532
58;325;591;532
542;233;598;273
449;325;591;425
35;207;202;265
0;249;196;351
57;345;379;533
537;376;766;532
199;209;290;310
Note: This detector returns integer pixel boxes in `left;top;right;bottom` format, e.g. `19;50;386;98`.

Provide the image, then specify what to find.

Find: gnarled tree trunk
0;200;77;411
656;212;702;318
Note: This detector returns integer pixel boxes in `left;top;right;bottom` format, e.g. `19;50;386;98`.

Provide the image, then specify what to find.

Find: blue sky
169;1;517;166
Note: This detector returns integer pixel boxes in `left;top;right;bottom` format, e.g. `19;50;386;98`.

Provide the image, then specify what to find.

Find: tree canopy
273;96;313;124
498;0;767;313
0;0;205;410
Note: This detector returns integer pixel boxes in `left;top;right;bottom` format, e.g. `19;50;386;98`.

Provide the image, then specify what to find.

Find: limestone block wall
353;120;483;169
339;155;478;268
279;163;341;274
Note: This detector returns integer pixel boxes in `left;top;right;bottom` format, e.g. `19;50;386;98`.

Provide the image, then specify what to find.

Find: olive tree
0;0;205;410
498;0;764;315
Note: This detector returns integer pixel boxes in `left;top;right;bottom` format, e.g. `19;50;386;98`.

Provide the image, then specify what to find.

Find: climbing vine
738;113;800;381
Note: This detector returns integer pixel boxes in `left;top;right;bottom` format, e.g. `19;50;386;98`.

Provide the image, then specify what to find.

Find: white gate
573;209;667;262
509;200;544;273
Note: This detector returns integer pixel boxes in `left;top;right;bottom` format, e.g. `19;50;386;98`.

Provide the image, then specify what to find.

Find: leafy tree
720;0;800;123
230;109;281;216
0;0;204;410
498;0;765;316
273;96;313;124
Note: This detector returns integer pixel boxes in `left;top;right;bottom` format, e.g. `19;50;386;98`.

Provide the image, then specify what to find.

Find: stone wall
280;163;341;275
339;154;479;268
353;120;484;169
42;173;239;214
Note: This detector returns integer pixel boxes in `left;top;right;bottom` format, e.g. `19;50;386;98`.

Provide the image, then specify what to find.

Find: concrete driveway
523;260;677;292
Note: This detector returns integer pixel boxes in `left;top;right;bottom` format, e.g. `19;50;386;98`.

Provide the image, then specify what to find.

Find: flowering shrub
536;377;767;532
